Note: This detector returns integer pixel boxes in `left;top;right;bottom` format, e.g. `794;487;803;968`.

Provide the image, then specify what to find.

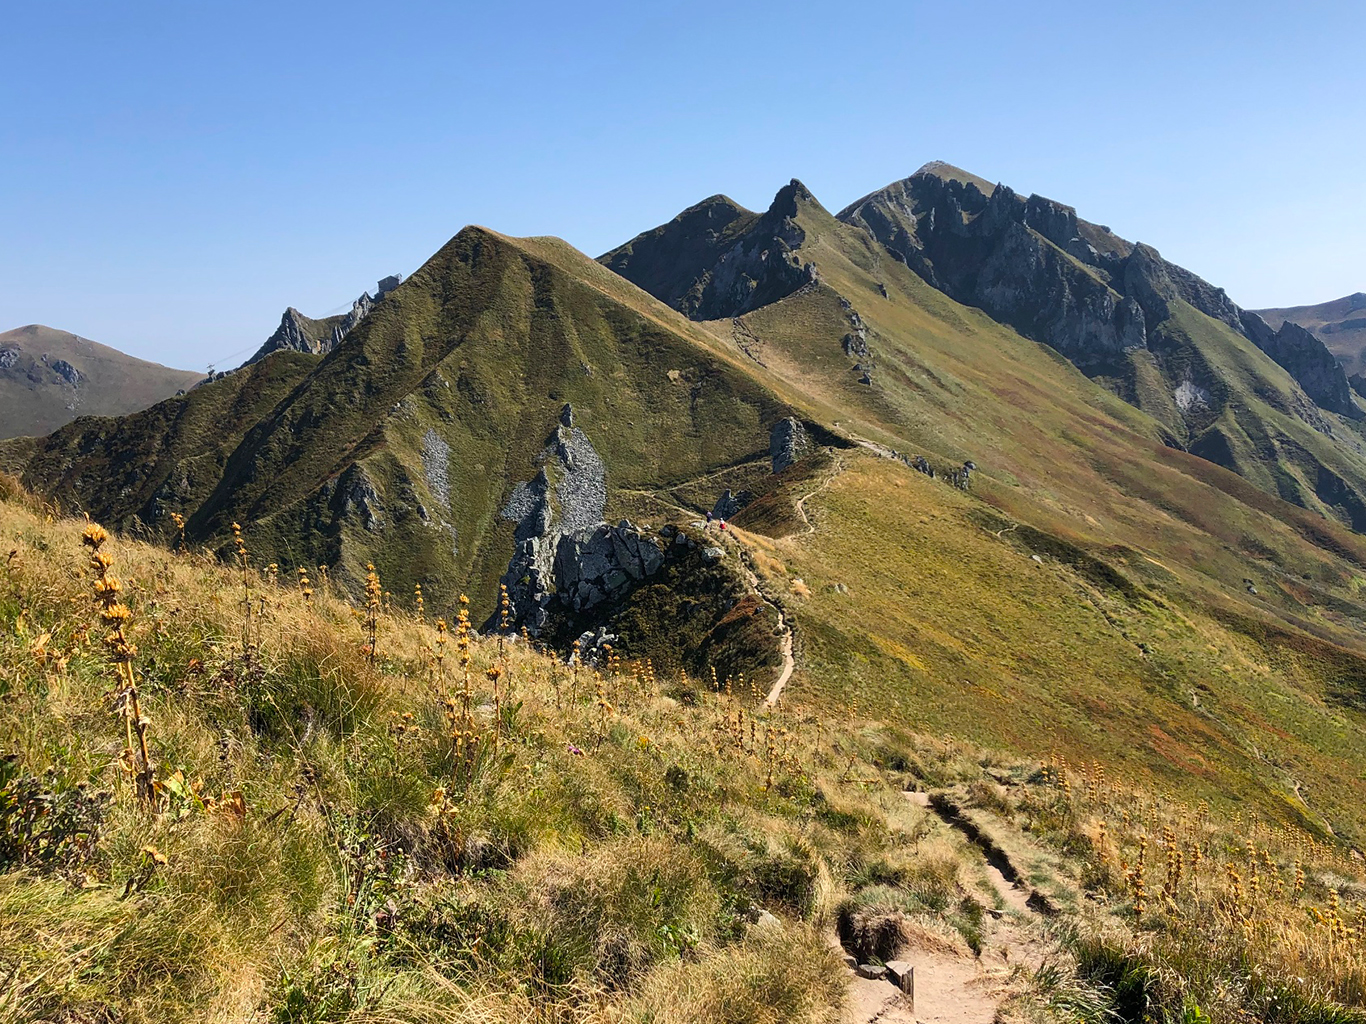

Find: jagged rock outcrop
50;359;83;386
770;418;812;474
1253;292;1366;377
837;164;1358;419
711;489;752;520
1239;313;1362;419
244;277;400;366
497;413;662;633
254;307;326;361
552;520;665;614
601;181;821;320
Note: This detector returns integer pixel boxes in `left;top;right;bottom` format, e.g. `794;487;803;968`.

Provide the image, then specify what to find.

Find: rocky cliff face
601;181;820;320
770;417;812;474
1253;292;1366;377
244;276;402;366
837;166;1361;419
1238;313;1361;419
496;405;664;633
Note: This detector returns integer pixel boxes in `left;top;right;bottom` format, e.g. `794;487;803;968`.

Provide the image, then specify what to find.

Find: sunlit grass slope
4;487;1366;1023
731;451;1366;845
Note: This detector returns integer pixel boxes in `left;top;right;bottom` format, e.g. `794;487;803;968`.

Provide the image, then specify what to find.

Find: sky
2;0;1363;370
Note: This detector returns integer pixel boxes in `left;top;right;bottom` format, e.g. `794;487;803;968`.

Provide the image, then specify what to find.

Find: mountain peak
0;324;203;438
760;178;828;224
912;160;998;195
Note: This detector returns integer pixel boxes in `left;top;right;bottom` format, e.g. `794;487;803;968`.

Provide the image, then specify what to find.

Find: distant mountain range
9;162;1366;590
0;325;203;439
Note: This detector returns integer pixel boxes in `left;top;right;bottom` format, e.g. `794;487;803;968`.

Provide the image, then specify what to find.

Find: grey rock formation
550;424;607;534
839;295;872;361
327;293;374;347
1239;312;1361;419
497;413;663;633
837;166;1357;418
253;307;329;362
569;627;618;667
553;520;665;613
420;429;451;508
51;359;82;386
770;417;812;474
600;180;823;320
711;489;752;520
0;348;18;370
340;466;384;532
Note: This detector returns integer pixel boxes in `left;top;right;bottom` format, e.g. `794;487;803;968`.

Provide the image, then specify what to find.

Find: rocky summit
245;275;403;365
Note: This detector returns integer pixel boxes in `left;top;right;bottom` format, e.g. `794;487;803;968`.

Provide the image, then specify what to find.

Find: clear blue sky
3;0;1362;369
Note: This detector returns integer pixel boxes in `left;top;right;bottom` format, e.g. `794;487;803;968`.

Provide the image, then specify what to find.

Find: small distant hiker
719;518;727;532
705;510;713;529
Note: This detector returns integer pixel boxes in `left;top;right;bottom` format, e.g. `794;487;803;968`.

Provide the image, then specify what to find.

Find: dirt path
729;547;796;707
793;457;844;534
837;792;1049;1024
627;453;848;707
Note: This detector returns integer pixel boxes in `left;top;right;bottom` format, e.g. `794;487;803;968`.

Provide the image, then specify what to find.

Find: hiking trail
837;791;1053;1024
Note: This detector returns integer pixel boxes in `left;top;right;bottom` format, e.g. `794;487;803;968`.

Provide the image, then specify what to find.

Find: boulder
770;417;812;473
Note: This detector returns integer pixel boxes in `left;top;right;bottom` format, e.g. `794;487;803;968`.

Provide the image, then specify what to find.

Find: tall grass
0;489;987;1023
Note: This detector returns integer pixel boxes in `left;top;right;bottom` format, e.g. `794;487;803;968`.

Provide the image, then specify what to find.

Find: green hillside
3;229;797;623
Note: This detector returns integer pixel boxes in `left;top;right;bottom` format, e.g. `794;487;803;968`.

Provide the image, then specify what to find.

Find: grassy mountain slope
14;193;1366;847
7;186;1366;1019
1256;291;1366;375
4;229;798;621
0;325;204;439
603;182;1366;841
3;482;1365;1023
0;351;320;525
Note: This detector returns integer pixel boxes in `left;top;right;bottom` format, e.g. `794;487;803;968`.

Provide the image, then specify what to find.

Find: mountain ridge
1253;291;1366;379
0;324;204;439
603;165;1366;535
